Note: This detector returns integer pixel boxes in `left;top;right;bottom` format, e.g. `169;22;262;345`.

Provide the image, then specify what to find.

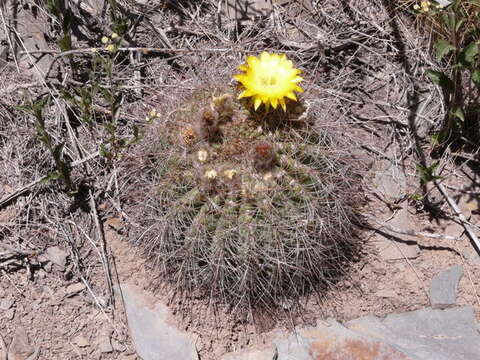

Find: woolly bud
196;108;220;142
252;141;276;172
212;94;234;120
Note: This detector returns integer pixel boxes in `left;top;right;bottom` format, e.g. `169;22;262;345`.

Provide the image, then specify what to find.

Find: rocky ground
1;0;480;359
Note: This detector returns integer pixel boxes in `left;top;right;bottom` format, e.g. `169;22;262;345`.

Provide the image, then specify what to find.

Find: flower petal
271;97;278;109
285;92;297;101
233;52;303;112
294;85;304;93
254;97;262;110
238;90;253;99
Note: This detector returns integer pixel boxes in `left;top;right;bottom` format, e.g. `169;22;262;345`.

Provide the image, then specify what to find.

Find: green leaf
58;33;72;52
452;107;465;122
52;143;65;161
441;13;455;32
435;39;455;61
416;162;443;184
426;70;454;92
467;0;480;6
459;41;478;67
42;171;61;184
430;133;441;146
472;69;480;85
455;19;465;32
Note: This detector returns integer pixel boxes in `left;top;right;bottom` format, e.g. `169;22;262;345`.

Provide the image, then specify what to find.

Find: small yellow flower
111;32;119;40
205;169;217;179
101;36;110;44
234;52;304;111
223;169;237;179
106;44;116;52
197;150;209;163
149;109;158;118
420;1;431;11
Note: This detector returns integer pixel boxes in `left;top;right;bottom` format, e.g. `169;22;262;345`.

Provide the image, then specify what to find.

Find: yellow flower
101;36;110;44
106;44;116;52
205;169;217;179
234;52;304;111
197;150;209;163
223;169;237;179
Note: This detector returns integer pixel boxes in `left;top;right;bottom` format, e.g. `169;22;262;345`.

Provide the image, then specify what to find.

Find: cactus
123;87;362;319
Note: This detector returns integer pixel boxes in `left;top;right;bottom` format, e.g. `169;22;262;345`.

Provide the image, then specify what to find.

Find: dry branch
435;180;480;255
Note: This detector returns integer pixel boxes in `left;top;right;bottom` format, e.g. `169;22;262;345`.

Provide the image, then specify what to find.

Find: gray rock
429;264;463;309
0;298;14;310
8;328;36;360
15;7;52;76
463;250;480;266
5;307;15;320
99;336;113;353
374;157;406;202
117;284;198;360
375;289;397;298
373;157;421;261
73;335;90;348
347;306;480;360
111;339;126;353
274;319;412;360
44;246;68;269
64;283;86;298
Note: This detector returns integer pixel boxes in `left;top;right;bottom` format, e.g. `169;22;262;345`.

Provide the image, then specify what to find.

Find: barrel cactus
123;54;362;318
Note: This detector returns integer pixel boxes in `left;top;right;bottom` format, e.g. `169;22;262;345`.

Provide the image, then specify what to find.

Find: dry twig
435;180;480;255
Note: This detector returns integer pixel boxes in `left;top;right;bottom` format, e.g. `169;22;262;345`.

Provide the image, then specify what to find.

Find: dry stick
0;151;99;209
0;81;42;96
89;189;114;306
0;176;46;209
435;180;480;255
0;3;20;72
0;333;6;360
364;214;461;241
59;222;118;332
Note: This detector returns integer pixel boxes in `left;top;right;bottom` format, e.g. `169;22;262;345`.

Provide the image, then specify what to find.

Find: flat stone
274;319;412;360
45;246;68;269
374;158;406;202
64;283;86;297
8;328;36;360
73;335;90;348
463;250;480;265
221;344;277;360
429;264;463;309
347;306;480;360
117;284;198;360
0;298;15;310
0;334;6;360
5;308;15;320
223;0;274;21
376;208;420;261
443;221;464;238
16;7;52;76
375;289;397;298
99;336;113;353
111;339;126;352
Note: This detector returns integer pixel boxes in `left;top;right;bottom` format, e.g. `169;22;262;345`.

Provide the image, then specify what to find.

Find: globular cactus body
125;87;361;318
